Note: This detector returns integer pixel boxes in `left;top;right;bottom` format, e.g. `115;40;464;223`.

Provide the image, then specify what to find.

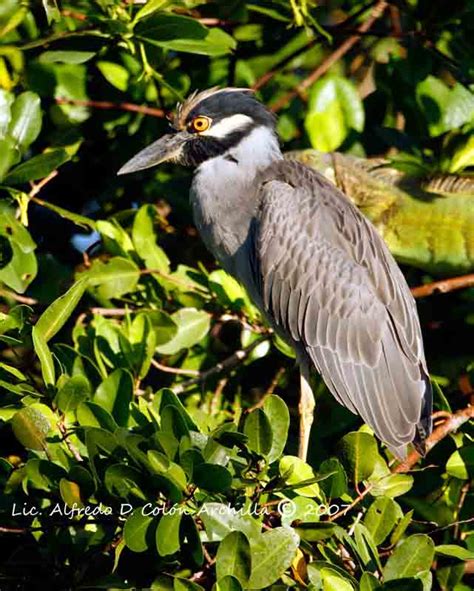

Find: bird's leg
298;367;315;461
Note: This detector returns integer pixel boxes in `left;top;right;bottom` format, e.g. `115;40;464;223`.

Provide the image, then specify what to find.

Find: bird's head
118;87;277;174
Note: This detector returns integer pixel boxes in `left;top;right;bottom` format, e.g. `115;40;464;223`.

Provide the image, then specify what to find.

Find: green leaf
124;509;154;552
133;0;171;23
76;401;117;431
383;534;435;581
0;89;13;138
435;544;474;560
137;14;236;56
369;473;414;497
360;572;382;591
416;76;474;136
390;510;413;546
5;149;69;184
174;578;204;591
247;527;299;589
294;522;337;541
319;457;348;498
216;531;251;586
105;464;146;500
11;406;50;450
156;511;182;556
39;50;96;64
59;478;83;508
337;431;378;483
199;502;261;543
320;568;354;591
305;76;364;151
97;61;129;92
55;375;90;413
8;91;42;151
155;308;210;355
279;455;320;497
193;463;232;493
263;395;289;462
0;136;19;181
132;205;170;273
213;576;243;591
35;279;87;343
364;497;402;545
446;445;474;479
158;388;199;432
32;279;87;385
94;369;133;427
243;408;273;456
84;257;140;300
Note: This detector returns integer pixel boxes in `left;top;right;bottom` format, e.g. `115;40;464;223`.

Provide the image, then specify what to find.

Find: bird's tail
412;368;433;456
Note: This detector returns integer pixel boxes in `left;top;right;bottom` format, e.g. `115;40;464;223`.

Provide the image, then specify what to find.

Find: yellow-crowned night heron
119;87;432;460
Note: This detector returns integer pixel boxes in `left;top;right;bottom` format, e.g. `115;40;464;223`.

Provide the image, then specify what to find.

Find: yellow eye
190;116;211;133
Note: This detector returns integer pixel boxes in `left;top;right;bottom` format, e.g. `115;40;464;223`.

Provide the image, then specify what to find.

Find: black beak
117;131;189;175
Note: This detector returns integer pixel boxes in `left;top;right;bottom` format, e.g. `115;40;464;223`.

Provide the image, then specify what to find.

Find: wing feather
253;160;432;455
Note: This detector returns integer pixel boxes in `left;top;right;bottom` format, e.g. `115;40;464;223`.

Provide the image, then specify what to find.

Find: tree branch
270;0;388;113
172;335;270;394
411;273;474;298
55;98;165;118
393;405;474;473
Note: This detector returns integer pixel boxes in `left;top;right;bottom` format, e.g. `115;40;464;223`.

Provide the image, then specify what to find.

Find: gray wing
253;160;432;456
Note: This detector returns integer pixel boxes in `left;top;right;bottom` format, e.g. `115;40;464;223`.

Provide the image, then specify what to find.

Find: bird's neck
190;126;282;271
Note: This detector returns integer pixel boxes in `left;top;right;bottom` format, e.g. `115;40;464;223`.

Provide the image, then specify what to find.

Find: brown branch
393;405;474;473
57;420;83;463
0;289;38;305
0;526;28;534
328;484;374;521
270;0;388;113
411;274;474;298
247;367;285;412
29;170;59;198
55;98;165;118
151;358;199;377
172;335;270;394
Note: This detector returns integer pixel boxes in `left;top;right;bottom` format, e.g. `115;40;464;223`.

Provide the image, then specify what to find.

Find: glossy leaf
337;431;378;483
132;204;170;272
155;308;210;355
11;406;50;450
156;511;182;556
247;528;299;589
243;408;273;456
124;509;154;552
383;534;435;581
216;531;251;585
8;91;42;151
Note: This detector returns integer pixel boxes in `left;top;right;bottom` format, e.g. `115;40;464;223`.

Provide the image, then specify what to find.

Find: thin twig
57;420;83;463
247;367;285;412
270;0;388;112
0;289;38;305
328;484;373;521
393;405;474;473
55;98;165;118
172;335;270;394
151;358;199;377
29;170;58;198
411;274;474;298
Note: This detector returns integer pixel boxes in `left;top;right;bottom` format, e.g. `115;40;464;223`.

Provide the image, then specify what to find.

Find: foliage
0;1;473;590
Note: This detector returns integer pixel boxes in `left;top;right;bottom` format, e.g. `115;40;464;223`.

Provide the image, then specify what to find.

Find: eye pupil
192;117;209;132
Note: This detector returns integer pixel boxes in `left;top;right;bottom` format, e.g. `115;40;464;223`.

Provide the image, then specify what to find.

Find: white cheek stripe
201;113;253;138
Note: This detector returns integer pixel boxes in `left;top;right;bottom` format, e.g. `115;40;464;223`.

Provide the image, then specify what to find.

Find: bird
118;87;432;461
